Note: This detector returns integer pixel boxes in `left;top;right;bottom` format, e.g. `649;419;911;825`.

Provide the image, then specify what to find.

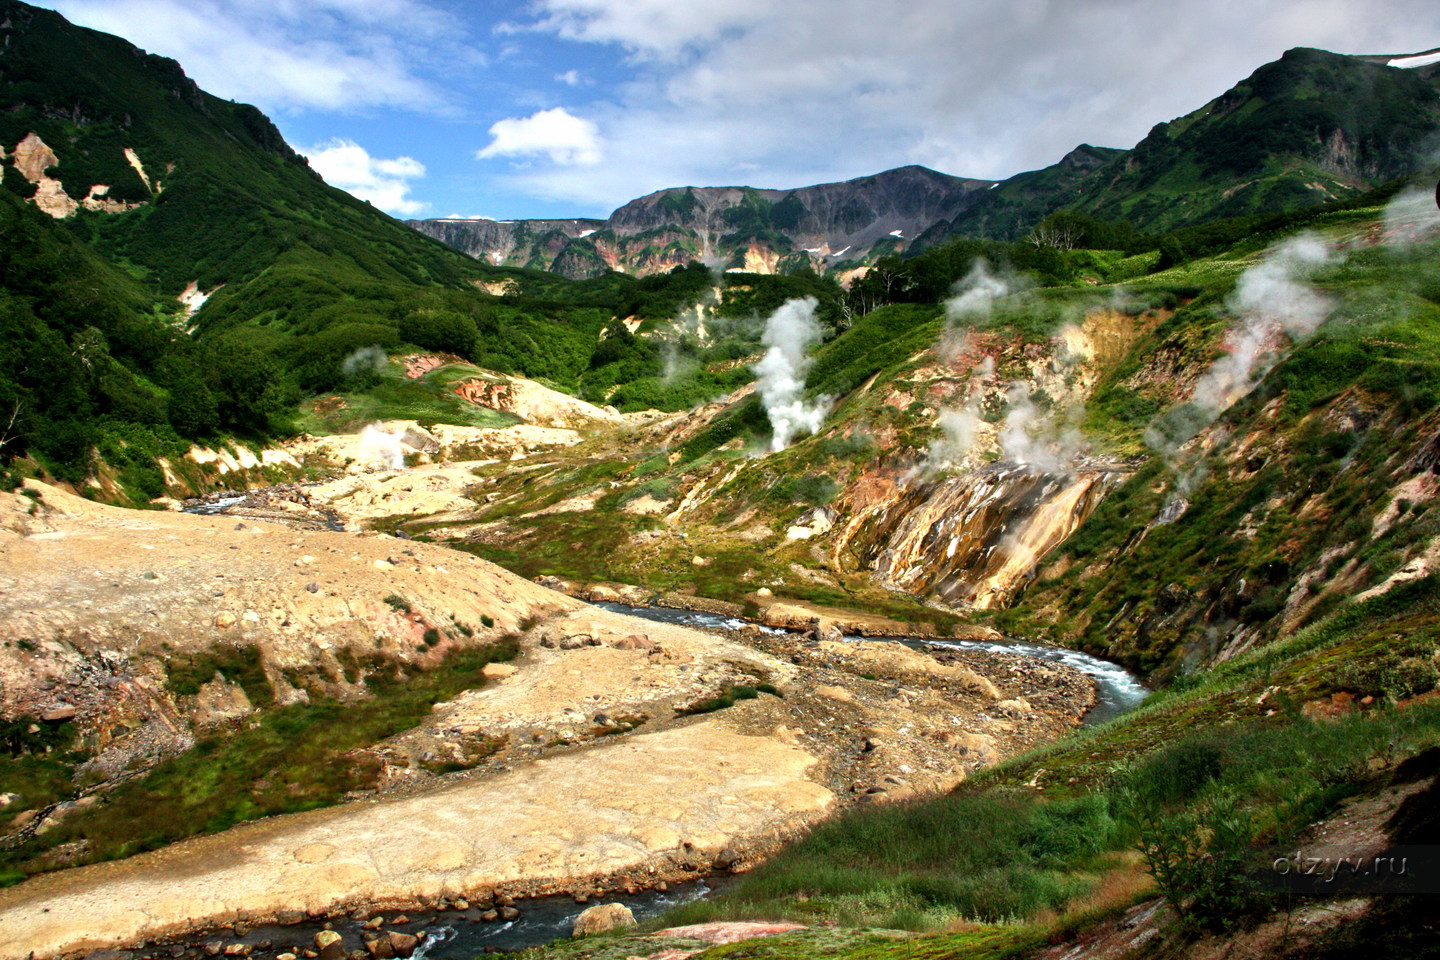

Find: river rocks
387;932;419;958
499;906;520;921
313;930;344;960
711;846;742;871
571;903;636;936
360;936;392;960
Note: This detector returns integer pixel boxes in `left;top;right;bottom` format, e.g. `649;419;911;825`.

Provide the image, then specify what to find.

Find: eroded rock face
0;480;564;777
447;374;622;429
9;133;154;219
12;133;76;218
833;464;1124;610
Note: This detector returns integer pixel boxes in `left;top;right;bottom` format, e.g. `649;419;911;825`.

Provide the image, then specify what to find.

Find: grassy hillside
0;185;285;495
919;48;1440;249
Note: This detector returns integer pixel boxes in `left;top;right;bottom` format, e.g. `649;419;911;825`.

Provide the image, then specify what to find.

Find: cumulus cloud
50;0;461;113
477;107;605;166
490;0;1440;210
305;139;428;215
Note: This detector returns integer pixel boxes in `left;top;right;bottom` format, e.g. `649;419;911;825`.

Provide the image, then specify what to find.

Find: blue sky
39;1;1440;221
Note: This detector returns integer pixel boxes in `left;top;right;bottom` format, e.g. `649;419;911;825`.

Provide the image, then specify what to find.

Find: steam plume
1190;234;1331;416
1383;186;1440;245
341;345;389;379
754;297;829;452
998;382;1084;471
359;422;405;470
944;261;1010;323
1146;235;1333;495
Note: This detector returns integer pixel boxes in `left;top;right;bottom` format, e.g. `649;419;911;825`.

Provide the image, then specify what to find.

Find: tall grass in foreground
660;700;1440;934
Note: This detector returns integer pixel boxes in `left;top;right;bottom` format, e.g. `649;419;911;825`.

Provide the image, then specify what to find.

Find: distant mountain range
409;165;997;279
412;46;1440;278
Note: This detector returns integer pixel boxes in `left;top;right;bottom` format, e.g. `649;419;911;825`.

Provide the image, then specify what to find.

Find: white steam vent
754;297;830;452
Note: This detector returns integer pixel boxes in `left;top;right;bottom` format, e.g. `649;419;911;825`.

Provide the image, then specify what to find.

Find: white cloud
305;139;428;215
477;107;604;166
556;69;583;86
490;0;1440;211
50;0;462;113
525;0;777;60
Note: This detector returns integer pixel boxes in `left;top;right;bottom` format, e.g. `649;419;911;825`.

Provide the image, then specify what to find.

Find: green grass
295;368;524;435
163;642;273;705
0;638;517;883
633;579;1440;942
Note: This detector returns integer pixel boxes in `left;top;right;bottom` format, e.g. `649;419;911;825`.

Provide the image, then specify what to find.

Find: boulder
314;931;345;960
994;698;1034;719
361;938;392;960
571;902;636;937
386;932;419;959
951;624;1006;642
480;663;517;680
611;634;656;651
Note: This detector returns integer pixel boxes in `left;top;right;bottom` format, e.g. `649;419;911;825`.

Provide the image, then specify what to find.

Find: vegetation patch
0;638;517;883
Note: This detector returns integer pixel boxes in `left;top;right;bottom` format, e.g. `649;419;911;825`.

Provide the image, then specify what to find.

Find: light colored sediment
0;720;833;959
0;479;1094;960
287;420;584;474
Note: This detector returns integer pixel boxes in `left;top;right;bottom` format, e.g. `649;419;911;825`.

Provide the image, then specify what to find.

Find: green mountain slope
934;47;1440;246
1072;47;1440;232
0;180;289;495
0;0;639;422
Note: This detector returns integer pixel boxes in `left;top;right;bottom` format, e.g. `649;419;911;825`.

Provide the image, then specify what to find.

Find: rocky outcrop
7;132;154;219
448;375;622;429
11;132;76;218
834;464;1125;610
0;479;565;781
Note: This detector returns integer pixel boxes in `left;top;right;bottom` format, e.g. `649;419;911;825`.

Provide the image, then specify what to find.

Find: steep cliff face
407;217;602;267
408;165;996;278
833;465;1124;609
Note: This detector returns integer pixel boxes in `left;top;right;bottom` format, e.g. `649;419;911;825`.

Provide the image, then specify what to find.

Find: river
590;601;1150;726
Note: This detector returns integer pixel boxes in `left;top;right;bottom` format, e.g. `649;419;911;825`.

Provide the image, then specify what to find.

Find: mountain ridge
408;164;997;278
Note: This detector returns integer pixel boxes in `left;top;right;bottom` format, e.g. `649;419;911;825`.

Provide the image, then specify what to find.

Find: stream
591;601;1150;726
171;877;726;958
